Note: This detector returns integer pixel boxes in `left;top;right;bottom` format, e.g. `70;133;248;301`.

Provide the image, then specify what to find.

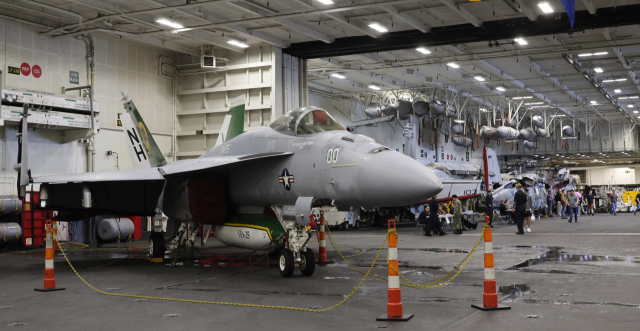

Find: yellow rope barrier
52;229;390;312
325;223;486;289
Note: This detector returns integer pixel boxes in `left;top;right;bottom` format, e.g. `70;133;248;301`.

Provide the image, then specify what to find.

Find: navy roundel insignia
278;168;294;191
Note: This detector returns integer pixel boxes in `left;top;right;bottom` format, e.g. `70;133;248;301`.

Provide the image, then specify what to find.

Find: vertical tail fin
214;95;245;147
484;147;502;188
121;90;166;168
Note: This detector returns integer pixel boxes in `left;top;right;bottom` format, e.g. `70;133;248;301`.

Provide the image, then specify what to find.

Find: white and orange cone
35;220;65;292
377;220;413;321
472;216;509;311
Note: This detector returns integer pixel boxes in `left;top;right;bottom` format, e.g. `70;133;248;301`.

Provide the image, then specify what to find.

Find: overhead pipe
159;56;178;162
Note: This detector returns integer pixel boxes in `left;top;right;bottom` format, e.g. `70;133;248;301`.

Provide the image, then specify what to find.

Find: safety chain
51;229;389;313
325;223;487;289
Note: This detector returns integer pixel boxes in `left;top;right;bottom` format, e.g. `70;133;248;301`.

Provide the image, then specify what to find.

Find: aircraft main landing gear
279;248;295;277
149;232;166;258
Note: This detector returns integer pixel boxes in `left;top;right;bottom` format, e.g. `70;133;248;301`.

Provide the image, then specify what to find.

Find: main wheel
279;248;295;277
354;220;360;230
149;231;166;258
299;248;315;276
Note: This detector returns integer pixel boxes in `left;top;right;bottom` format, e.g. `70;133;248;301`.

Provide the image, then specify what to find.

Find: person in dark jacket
425;195;445;236
513;183;527;234
554;191;562;217
586;190;595;216
485;189;494;228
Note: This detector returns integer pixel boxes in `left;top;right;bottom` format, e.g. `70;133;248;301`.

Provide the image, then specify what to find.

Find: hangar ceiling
2;0;640;126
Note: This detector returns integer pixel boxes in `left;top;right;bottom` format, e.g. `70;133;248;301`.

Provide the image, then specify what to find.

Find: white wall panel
175;46;277;159
0;19;178;194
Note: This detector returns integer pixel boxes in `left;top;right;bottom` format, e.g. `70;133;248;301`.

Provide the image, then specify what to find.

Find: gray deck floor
2;212;640;330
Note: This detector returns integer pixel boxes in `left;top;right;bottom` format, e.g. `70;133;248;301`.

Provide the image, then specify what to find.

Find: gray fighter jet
15;95;443;277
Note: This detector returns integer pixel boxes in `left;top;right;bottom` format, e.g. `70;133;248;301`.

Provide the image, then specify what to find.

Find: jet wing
35;168;165;218
34;167;164;183
158;152;293;177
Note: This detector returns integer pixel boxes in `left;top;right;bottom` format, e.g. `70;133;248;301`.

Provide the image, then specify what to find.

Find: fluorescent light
496;86;505;91
590;100;597;104
619;97;629;100
525;102;544;105
615;89;622;93
602;79;614;83
594;67;603;73
368;85;381;90
368;23;388;33
156;18;183;29
447;62;460;68
474;76;486;82
616;78;627;82
513;96;533;99
633;111;638;114
317;0;333;4
593;52;609;55
514;38;528;45
227;40;249;48
480;108;488;112
579;53;593;57
538;2;553;13
331;73;346;79
416;47;431;55
629;105;635;108
630;96;640;99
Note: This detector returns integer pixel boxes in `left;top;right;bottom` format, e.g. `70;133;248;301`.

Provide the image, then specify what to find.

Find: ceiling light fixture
594;67;604;73
629;105;635;108
634;111;639;114
447;62;460;68
368;85;381;90
317;0;334;4
590;100;597;104
156;18;184;29
514;38;528;45
615;89;622;93
474;76;486;82
496;86;505;91
593;52;609;55
416;47;431;55
368;23;388;33
330;73;346;79
512;96;533;99
227;40;249;48
538;2;553;13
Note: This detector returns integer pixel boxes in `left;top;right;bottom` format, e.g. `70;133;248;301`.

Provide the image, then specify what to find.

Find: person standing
586;190;595;216
567;190;579;223
635;194;640;216
486;189;494;228
425;195;446;236
513;184;527;235
547;190;554;218
452;195;463;235
561;190;569;219
524;188;533;232
554;190;562;217
610;191;618;216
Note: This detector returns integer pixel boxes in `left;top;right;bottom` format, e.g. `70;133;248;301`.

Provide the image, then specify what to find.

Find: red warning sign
32;65;42;78
20;63;31;76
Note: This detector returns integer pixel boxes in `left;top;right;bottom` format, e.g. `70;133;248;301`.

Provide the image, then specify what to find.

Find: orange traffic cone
377;220;413;321
34;220;65;292
472;216;509;311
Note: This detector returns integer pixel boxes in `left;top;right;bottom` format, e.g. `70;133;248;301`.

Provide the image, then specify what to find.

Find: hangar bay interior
2;0;640;330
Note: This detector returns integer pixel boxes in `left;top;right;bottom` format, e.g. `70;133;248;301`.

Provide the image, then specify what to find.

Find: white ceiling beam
603;28;640;97
289;0;380;38
324;12;381;38
516;0;538;21
379;4;429;33
274;18;334;43
225;0;334;43
439;0;482;27
582;0;597;14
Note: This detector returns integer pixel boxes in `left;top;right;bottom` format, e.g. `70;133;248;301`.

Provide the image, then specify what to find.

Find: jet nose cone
358;152;443;207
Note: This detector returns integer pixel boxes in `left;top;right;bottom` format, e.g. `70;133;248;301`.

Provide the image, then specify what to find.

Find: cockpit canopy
269;106;345;136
